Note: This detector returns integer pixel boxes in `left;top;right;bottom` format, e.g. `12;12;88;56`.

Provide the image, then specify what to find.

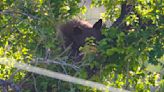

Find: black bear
59;19;103;58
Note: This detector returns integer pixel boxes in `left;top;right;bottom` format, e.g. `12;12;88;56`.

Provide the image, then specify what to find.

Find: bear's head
71;19;103;50
60;19;103;57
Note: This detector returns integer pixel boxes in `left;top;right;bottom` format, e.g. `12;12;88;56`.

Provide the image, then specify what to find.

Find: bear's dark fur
59;19;103;57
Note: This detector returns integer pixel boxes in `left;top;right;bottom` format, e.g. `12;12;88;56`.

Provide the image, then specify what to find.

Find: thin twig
32;74;38;92
32;58;79;71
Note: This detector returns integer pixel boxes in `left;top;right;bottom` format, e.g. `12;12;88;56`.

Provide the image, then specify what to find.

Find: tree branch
111;1;133;28
0;58;130;92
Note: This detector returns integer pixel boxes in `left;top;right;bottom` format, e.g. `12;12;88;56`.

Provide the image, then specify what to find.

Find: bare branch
31;58;80;71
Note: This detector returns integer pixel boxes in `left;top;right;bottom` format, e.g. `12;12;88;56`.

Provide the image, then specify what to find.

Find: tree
0;0;163;91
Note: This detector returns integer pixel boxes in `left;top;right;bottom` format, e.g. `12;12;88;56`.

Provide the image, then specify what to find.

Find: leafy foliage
0;0;164;91
86;0;164;91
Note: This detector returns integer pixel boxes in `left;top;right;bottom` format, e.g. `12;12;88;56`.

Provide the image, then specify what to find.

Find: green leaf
146;64;162;73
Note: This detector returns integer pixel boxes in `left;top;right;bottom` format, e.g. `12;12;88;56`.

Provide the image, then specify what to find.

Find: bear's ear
73;26;83;35
93;19;102;30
